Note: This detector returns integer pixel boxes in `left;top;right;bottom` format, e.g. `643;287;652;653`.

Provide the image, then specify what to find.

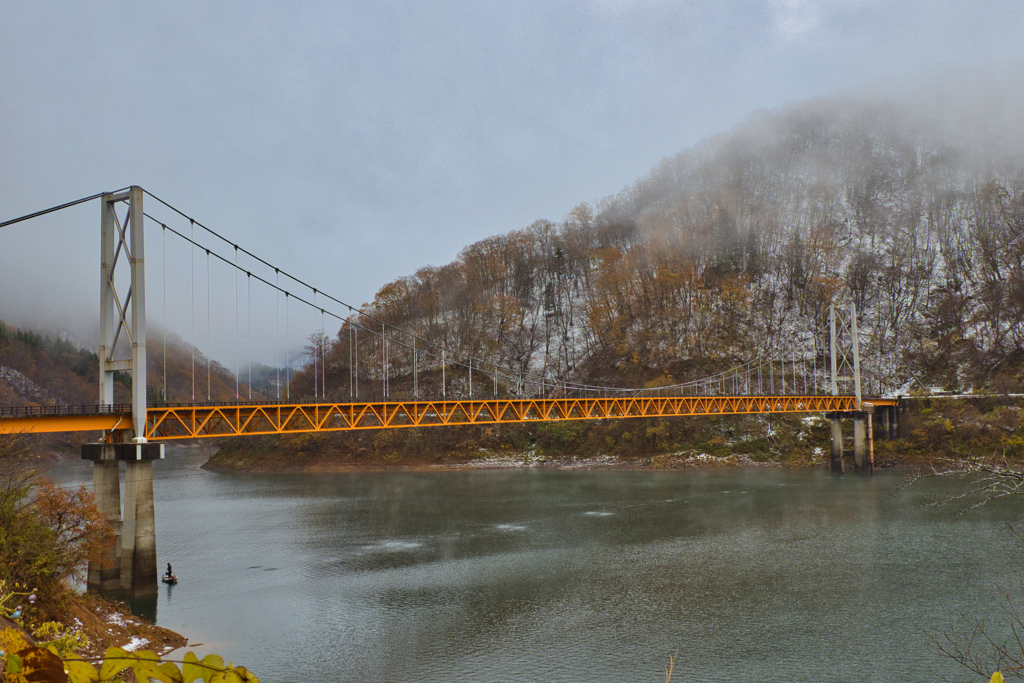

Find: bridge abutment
82;442;164;596
871;400;902;440
876;405;890;439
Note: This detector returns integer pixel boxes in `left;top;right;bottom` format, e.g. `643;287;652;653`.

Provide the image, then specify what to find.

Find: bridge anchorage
0;187;899;596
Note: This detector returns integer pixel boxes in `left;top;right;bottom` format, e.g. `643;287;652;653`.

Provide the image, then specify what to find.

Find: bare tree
0;434;35;503
907;451;1024;514
906;454;1024;681
930;568;1024;681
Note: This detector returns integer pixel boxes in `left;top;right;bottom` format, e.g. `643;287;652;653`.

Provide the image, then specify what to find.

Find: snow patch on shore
123;636;149;652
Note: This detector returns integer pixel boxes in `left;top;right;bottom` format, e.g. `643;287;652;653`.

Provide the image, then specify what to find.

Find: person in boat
165;563;174;580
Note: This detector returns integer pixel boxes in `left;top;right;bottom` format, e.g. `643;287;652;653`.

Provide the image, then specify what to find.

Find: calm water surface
56;448;1024;682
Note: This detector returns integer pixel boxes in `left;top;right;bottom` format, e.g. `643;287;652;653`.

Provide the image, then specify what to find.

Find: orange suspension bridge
0;187;899;595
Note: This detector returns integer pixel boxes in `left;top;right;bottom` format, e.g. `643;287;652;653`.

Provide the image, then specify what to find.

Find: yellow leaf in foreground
63;657;100;683
99;647;129;680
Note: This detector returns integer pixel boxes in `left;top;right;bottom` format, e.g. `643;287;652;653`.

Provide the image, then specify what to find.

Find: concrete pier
86;448;122;590
853;410;872;473
82;442;165;596
830;417;844;473
827;408;876;474
121;460;158;595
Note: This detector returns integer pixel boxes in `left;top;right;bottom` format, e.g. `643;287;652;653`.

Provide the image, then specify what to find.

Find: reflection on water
53;449;1024;682
123;593;158;625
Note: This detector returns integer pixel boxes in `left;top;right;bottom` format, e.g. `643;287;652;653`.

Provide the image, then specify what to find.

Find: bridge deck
0;395;875;440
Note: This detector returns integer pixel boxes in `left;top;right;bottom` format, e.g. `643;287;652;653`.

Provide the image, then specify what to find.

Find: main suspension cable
143;191;833;398
142;190;597;391
0;191;116;230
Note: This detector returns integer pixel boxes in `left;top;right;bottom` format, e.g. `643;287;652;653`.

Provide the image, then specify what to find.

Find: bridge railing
0;386;820;418
0;404;134;418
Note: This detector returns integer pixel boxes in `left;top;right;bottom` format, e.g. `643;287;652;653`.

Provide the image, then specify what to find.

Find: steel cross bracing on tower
829;302;862;409
99;188;149;442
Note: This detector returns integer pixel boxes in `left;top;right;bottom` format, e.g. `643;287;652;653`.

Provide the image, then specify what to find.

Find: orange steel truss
0;395;890;439
142;395;860;441
0;414;127;436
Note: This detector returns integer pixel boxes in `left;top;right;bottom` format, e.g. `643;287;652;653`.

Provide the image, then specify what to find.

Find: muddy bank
199;396;1021;474
63;592;188;658
202;446;813;473
200;413;828;473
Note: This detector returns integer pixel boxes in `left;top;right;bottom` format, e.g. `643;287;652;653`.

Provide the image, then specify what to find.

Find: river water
55;447;1024;682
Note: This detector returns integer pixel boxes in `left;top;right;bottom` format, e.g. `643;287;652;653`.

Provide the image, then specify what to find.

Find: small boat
162;573;178;585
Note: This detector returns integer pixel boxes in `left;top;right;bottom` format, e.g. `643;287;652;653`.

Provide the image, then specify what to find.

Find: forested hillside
295;88;1024;400
0;321;262;410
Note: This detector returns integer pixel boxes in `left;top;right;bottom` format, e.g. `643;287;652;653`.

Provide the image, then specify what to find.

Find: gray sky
2;0;1023;365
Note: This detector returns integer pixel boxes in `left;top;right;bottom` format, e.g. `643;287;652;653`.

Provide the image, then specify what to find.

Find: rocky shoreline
201;447;833;473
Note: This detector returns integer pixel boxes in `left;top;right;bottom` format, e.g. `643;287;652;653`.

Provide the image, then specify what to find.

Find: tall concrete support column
830;417;844;473
120;461;138;592
853;416;867;472
852;406;875;473
83;442;163;596
121;459;157;596
86;449;121;591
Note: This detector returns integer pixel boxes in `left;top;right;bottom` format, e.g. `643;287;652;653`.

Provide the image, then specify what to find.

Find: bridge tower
828;302;872;473
84;187;164;597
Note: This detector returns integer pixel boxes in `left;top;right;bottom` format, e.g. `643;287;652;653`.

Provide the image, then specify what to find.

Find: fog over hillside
319;71;1024;398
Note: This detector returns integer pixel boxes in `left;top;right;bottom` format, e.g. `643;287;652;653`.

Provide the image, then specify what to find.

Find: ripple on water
367;540;422;553
148;466;1024;683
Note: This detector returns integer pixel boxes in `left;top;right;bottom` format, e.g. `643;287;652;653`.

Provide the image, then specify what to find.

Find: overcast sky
2;0;1023;364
